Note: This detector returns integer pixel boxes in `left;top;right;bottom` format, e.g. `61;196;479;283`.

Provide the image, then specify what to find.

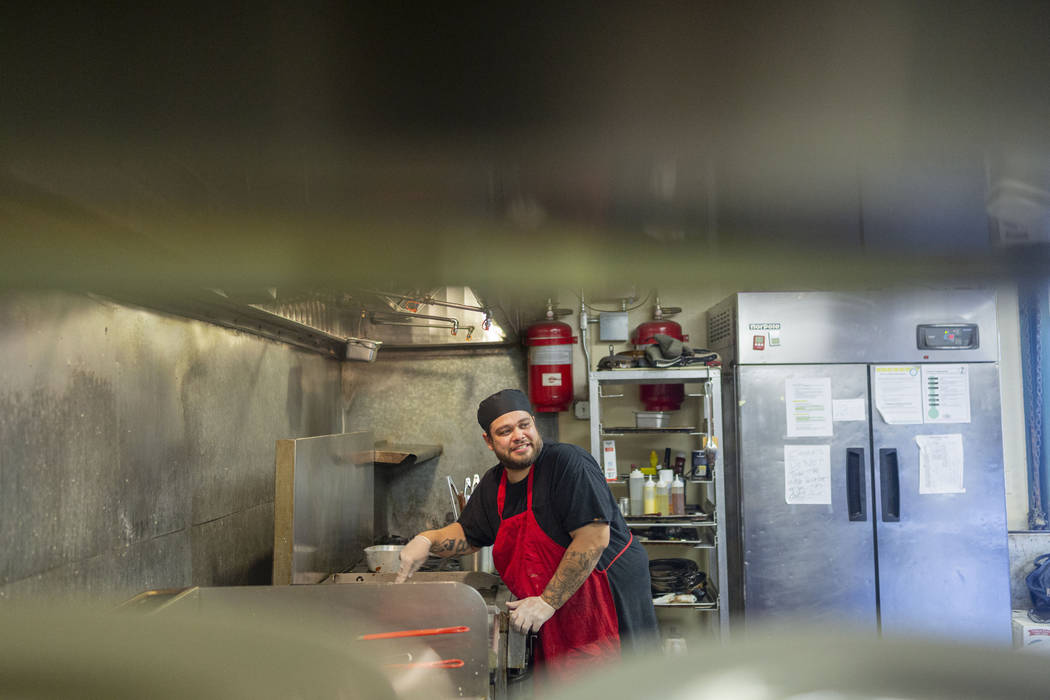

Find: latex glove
394;534;432;583
506;596;556;634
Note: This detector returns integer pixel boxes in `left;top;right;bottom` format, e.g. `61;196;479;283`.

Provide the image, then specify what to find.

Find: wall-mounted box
599;312;629;342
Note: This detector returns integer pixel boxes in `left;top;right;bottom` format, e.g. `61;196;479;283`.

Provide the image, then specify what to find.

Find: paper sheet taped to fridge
916;434;966;494
784;444;832;505
833;398;866;422
874;366;924;425
921;365;971;424
785;377;833;437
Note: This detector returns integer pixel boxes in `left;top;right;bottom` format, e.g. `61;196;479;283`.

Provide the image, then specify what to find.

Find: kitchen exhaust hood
147;285;519;360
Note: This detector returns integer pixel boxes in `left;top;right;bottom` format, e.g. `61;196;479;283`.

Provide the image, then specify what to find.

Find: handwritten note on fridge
784;444;832;505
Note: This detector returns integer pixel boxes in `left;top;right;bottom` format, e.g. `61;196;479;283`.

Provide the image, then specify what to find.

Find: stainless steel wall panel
181;338;342;526
0;530;191;604
0;290;342;600
345;347;525;538
273;431;374;584
0;294;124;583
191;502;274;587
114;309;193;544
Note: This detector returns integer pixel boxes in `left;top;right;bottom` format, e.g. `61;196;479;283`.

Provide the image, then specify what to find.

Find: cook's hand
394;534;432;583
506;596;556;634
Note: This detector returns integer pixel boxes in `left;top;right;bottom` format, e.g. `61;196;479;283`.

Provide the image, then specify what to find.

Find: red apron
492;467;630;679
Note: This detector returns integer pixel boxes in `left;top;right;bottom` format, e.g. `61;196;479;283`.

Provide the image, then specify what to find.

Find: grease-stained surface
0;291;341;603
344;347;527;539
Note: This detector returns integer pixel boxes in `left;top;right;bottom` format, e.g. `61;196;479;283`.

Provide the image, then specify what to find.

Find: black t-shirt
458;441;630;568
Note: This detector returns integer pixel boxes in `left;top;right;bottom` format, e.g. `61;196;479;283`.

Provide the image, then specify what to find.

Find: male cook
395;388;658;677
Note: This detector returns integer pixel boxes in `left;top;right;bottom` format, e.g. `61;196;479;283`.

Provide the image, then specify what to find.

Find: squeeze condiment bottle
643;475;657;515
628;466;644;516
671;474;685;515
655;471;670;516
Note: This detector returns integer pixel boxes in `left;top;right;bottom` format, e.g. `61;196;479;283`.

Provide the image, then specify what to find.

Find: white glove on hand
394;534;432;583
506;596;556;634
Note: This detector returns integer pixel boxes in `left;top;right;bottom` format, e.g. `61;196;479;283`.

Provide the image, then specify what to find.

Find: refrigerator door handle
846;448;866;521
879;448;901;522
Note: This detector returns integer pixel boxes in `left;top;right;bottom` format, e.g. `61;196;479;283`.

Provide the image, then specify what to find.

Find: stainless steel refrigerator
707;290;1011;645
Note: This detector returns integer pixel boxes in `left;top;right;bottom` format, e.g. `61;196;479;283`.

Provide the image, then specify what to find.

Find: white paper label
874;366;924;425
916;433;965;494
785;377;833;437
922;365;971;424
602;440;618;480
541;372;562;386
784;444;832;505
529;344;572;365
833;398;867;422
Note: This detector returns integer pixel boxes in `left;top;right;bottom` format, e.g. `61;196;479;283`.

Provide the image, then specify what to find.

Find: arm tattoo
433;537;474;556
541;544;604;609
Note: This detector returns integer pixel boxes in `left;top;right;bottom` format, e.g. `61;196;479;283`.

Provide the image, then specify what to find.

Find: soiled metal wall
343;347;528;539
0;291;342;603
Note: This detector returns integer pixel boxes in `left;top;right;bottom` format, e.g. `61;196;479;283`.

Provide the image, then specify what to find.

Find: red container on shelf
632;320;688;411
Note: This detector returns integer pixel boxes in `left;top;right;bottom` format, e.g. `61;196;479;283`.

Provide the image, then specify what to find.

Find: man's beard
498;436;542;470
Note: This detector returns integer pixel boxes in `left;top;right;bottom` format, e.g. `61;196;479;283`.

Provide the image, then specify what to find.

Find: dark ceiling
2;1;1049;297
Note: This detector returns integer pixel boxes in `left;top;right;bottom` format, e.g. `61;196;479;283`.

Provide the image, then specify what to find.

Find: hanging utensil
447;476;460;519
472;473;480;491
463;477;472;501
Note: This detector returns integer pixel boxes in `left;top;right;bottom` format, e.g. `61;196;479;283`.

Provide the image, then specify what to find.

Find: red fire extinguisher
525;317;577;412
632;317;688;411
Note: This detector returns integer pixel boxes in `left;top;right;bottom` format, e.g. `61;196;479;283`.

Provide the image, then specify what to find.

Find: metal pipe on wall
370;311;460;334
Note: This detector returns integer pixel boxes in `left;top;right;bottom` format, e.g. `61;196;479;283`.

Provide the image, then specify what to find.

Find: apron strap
597;531;633;573
497;472;506;520
496;466;535;521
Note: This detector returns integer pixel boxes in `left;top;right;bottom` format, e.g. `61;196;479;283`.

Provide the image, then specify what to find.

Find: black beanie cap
477;389;534;433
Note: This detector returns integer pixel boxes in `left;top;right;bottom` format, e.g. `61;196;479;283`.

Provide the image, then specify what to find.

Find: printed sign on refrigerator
922;365;971;424
784;444;832;505
785;377;833;437
874;366;924;425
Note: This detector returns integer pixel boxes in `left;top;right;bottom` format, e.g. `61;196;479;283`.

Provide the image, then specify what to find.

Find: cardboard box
1012;610;1050;653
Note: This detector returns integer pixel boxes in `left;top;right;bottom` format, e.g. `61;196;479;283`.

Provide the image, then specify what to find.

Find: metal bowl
363;545;404;573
